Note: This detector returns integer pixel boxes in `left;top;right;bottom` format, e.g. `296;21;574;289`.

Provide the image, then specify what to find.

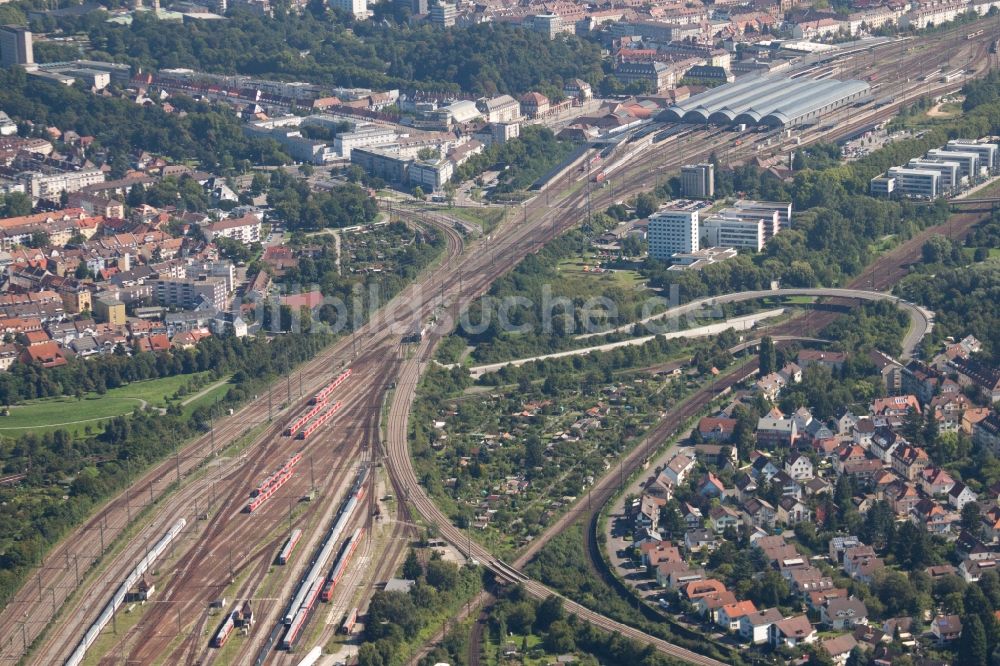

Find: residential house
828;536;861;564
698;472;725;499
798;349;847;371
836;445;868;474
770;615;817;649
717;600;758;632
785;453;814;481
949;481;978;511
681;503;703;529
788;567;834;596
843;546;884;584
953;356;1000;403
662;454;695;487
822;634;859;666
756;416;798;448
920;467;956;497
756;372;786;401
684;579;728;601
694;591;738;620
771;471;803;500
902;361;940;405
891;445;930;482
684;528;718;553
869;427;901;464
776;496;810;526
836;410;859;435
743;497;776;530
740;608;784;645
868;349;903;394
698;416;737;442
821;597;868;630
750;455;781;482
852;418;876;446
872;394;922;419
960;558;999;582
931;614;962;643
912;498;954;536
708;505;740;533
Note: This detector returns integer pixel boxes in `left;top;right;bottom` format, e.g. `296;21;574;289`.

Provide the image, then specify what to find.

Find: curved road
576;287;934;360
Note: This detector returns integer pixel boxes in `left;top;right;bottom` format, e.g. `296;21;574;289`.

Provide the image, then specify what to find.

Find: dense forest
0;68;290;175
36;6;605;96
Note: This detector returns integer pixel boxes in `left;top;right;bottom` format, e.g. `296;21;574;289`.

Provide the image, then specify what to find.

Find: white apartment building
648;202;702;260
18;167;105;201
205;214;262;244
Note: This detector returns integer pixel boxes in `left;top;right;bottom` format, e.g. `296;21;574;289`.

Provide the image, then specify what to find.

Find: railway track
15;217;464;666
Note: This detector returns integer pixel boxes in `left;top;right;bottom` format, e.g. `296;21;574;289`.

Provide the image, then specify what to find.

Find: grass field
556;254;644;289
0;372;222;435
436;206;507;233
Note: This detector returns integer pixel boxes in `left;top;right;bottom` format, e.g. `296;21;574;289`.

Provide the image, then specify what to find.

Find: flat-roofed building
681;163;714;199
701;215;765;251
648;200;704;259
885;166;940;198
906;159;962;192
926;149;980;181
732;200;793;231
947;139;998;172
870;175;895;196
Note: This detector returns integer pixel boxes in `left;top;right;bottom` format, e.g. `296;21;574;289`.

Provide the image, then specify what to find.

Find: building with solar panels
661;76;871;128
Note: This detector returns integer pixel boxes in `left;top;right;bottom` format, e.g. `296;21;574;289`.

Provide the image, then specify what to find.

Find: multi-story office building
926;149;980;181
330;0;366;17
680;163;714;199
430;2;456;26
946;139;998;173
648;201;703;260
885;166;940;198
0;26;33;67
333;126;398;159
531;13;562;39
870;175;895;196
732;200;792;231
906;159;961;192
701;216;766;251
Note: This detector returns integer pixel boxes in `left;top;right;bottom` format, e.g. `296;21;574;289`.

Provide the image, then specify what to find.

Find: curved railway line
10;17;1000;666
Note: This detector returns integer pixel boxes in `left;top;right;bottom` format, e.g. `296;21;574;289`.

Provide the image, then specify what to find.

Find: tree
425;558;458;590
634;192;658;219
758;336;776;377
413;186;425;201
959;614;989;666
402;548;422;580
27;231;49;248
357;643;385;666
544;620;576;654
535;595;564;632
962;502;983;535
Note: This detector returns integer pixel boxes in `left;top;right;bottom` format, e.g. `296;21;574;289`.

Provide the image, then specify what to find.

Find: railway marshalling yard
6;17;1000;666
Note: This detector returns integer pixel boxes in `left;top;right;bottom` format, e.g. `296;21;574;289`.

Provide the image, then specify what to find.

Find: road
463;308;788;378
576;287;934;360
13;15;998;664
